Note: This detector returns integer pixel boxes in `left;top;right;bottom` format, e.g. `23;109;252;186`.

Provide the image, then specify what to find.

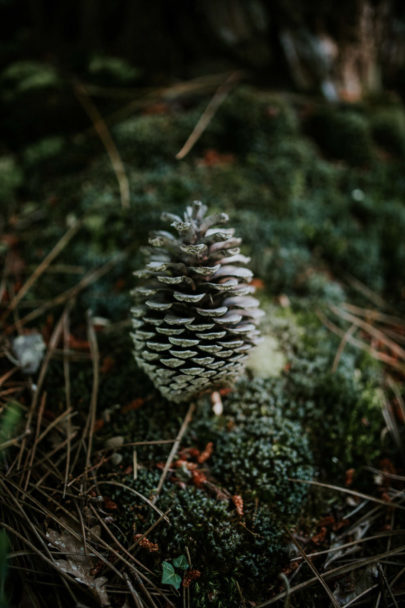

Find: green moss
1;61;61;95
14;85;405;303
371;107;405;158
102;367;313;606
3;80;402;607
267;310;387;478
88;54;141;83
194;378;314;518
23;136;65;168
0;156;22;206
113;469;286;608
213;88;299;156
308;107;375;166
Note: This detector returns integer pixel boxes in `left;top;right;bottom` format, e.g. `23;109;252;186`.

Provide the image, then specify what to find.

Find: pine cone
131;201;263;402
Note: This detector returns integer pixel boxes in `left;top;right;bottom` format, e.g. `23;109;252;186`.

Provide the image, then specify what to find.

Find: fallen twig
152;402;195;503
286;529;340;608
74;81;130;209
7;252;126;332
176;71;241;160
3;219;81;319
289;478;405;511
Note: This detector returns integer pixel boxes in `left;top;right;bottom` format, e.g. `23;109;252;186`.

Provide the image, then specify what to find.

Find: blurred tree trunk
4;0;405;98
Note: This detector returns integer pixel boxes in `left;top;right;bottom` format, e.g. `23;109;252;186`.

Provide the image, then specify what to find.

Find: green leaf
172;554;189;570
161;561;182;590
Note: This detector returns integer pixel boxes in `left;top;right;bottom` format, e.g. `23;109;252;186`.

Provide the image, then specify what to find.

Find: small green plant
161;555;189;590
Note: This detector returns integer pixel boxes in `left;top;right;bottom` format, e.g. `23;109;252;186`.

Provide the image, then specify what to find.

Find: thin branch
17;310;66;473
84;311;100;479
286;530;340;608
4;219;81;318
332;323;357;373
176;72;241;160
345;274;392;311
92;480;170;523
330;304;405;361
256;545;405;607
63;303;73;498
340;302;405;328
342;584;379;608
317;311;405;375
152;402;195;503
74;81;130;209
7;252;125;332
289;478;405;511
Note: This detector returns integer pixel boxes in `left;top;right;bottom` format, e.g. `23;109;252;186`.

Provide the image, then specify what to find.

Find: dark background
1;0;404;90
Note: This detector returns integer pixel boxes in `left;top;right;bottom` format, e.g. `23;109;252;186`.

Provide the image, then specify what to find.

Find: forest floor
0;62;405;607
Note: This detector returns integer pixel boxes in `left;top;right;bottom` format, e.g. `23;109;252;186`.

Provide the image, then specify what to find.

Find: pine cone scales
131;201;263;402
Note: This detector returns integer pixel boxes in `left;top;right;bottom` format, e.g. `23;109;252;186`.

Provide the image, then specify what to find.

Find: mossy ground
1;73;404;606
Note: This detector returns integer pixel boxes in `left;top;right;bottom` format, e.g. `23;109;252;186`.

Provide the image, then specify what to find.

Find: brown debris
191;470;207;488
133;534;159;553
197;441;214;464
183;569;201;588
232;494;244;517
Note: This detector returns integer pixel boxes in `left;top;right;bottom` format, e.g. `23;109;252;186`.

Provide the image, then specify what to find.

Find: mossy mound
115;470;286;608
260;307;387;469
195;378;313;517
101;376;313;607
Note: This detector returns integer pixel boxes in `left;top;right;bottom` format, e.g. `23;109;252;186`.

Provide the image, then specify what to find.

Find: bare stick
17;310;66;472
330;305;405;361
176;72;241;160
23;391;47;491
256;545;405;607
317;311;405;375
332;323;357;372
74;81;130;209
290;529;405;562
84;311;100;478
289;478;405;511
63;303;72;498
8;252;125;332
4;219;81;318
345;274;392;311
377;564;399;608
76;72;238;140
286;530;340;608
342;585;379;608
152;402;195;503
124;573;144;608
341;302;405;327
92;480;170;522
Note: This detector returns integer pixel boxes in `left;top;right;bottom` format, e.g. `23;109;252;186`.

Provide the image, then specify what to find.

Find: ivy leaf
172;554;189;570
161;561;182;590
